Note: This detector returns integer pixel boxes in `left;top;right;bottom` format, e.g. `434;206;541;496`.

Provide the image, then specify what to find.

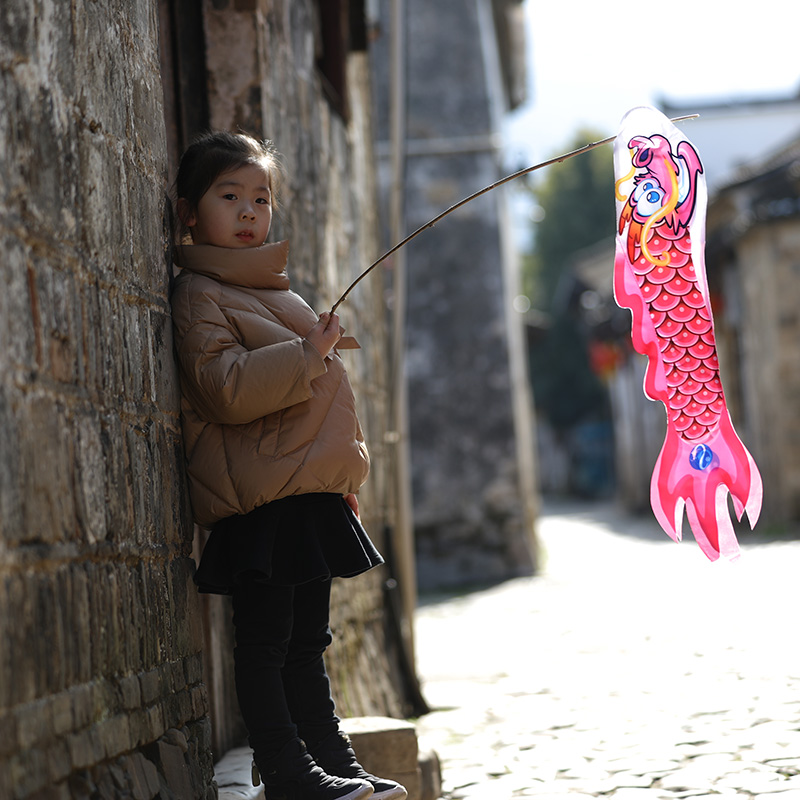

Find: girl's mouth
236;230;254;242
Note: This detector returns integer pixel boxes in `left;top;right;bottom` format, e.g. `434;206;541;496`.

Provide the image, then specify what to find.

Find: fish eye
633;180;664;217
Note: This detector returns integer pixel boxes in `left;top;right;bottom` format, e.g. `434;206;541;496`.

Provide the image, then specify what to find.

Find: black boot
310;732;408;800
253;737;374;800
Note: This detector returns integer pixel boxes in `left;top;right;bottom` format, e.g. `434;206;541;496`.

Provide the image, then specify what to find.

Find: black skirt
193;493;384;594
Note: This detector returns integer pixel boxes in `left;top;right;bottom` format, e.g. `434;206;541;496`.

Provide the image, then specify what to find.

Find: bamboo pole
330;114;699;314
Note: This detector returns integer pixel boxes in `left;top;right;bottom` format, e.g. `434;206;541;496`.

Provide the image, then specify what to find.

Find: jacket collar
175;241;291;290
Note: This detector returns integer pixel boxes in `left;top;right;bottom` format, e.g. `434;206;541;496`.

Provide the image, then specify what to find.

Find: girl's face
184;163;273;248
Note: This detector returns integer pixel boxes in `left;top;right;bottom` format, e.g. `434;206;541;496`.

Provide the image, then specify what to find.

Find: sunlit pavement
414;500;800;800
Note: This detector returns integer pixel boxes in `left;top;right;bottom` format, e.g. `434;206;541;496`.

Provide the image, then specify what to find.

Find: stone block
12;745;52;798
0;384;24;546
16;697;52;749
162;727;189;753
68;770;98;800
18;397;77;546
74;412;108;545
169;659;187;694
139;668;162;707
87;725;108;765
164;687;192;728
94;767;120;800
70;683;95;731
86;565;111;678
344;716;419;772
184;651;204;687
418;748;443;800
389;770;422;800
119;674;142;711
37;261;80;386
128;709;152;750
0;758;10;800
51;690;74;737
97;714;132;760
99;411;135;538
46;738;73;785
149;306;181;408
67;730;95;771
123;752;161;800
152;740;194;798
0;236;37;374
144;702;166;742
75;129;129;270
0;711;17;757
343;716;422;799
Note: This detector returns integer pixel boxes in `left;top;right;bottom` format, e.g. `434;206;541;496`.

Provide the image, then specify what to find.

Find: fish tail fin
650;415;762;560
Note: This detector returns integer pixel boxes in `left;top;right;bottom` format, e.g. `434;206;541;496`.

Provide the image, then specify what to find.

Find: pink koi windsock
613;106;762;560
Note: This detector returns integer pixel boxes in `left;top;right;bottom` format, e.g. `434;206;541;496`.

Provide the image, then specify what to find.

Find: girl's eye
256;197;270;205
222;193;237;201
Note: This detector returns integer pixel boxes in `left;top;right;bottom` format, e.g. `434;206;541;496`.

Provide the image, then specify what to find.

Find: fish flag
613;106;762;560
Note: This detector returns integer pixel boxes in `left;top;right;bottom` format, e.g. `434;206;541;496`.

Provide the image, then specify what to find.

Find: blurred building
370;0;539;590
705;135;800;524
661;92;800;191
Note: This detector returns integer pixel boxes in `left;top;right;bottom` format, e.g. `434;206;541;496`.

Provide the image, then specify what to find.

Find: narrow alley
414;502;800;799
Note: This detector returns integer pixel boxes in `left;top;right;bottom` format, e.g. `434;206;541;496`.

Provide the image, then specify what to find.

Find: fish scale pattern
629;229;723;441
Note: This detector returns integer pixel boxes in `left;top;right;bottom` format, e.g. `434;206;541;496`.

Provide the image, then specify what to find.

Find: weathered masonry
0;1;414;797
371;0;539;590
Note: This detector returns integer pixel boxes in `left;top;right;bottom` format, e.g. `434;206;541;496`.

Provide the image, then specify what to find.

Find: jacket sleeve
173;279;328;425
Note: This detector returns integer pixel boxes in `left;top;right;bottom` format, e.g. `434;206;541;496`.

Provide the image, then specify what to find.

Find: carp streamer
613;106;762;560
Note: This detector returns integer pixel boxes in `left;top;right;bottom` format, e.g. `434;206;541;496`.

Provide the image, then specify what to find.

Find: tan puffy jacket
170;241;369;527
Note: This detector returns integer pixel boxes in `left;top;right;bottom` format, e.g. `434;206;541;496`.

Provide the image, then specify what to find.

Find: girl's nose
240;204;256;221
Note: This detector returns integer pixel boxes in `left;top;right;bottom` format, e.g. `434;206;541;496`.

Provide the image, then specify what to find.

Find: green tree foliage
525;128;616;432
527;129;616;307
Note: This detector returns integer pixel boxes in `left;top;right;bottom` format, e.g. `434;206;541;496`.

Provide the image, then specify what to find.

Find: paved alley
413;501;800;800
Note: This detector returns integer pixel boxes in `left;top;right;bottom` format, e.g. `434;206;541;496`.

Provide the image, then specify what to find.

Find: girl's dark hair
174;130;284;240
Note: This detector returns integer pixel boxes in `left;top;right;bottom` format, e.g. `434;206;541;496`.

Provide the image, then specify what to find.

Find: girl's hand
306;312;342;359
343;493;360;519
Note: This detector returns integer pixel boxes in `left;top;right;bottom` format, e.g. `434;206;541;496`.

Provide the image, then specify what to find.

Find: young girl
171;131;407;800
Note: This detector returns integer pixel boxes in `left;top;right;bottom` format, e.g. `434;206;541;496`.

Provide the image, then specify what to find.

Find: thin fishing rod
329;114;699;313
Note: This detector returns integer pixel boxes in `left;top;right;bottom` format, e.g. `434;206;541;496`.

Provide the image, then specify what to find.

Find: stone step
345;716;421;800
214;716;440;800
214;747;263;800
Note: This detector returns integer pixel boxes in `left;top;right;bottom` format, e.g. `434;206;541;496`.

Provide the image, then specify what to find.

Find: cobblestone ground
414;501;800;800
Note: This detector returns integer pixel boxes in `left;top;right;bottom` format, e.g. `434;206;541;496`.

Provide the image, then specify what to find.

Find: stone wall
0;0;216;797
736;220;800;520
709;207;800;524
1;0;411;797
698;143;800;526
370;0;538;590
197;0;413;743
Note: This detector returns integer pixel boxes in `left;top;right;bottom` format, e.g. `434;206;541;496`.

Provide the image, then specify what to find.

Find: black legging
232;575;340;758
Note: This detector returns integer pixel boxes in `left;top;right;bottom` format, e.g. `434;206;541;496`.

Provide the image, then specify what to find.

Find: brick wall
198;0;412;743
1;1;413;796
0;1;214;796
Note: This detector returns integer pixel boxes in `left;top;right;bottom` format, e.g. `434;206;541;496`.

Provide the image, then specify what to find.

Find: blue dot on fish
689;444;714;470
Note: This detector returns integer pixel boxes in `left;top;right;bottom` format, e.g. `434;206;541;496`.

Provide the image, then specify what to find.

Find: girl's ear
177;198;196;228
